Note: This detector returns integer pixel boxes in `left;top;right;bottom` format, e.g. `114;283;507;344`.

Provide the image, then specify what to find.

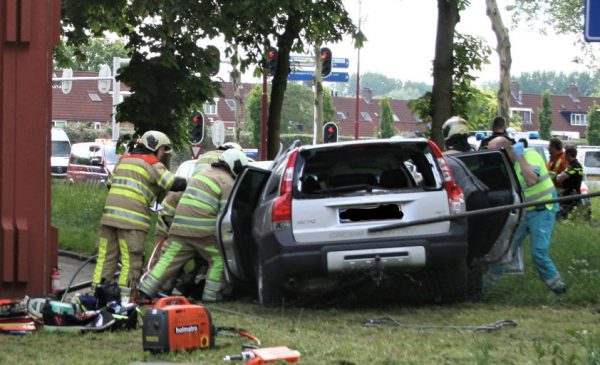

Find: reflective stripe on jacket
168;167;233;238
193;150;223;175
515;149;557;211
101;154;177;231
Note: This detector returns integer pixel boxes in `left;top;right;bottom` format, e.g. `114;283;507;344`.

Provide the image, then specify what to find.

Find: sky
329;0;595;84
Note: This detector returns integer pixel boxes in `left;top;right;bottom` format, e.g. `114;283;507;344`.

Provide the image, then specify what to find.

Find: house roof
52;71;114;122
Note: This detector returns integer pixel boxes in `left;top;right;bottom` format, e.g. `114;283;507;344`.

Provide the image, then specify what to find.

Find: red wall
1;0;61;297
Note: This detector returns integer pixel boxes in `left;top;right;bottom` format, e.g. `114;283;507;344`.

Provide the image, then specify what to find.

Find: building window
225;99;236;110
392;114;400;122
510;108;532;124
337;112;346;120
570;113;587;126
94;122;102;130
203;102;217;115
361;112;372;122
53;120;67;128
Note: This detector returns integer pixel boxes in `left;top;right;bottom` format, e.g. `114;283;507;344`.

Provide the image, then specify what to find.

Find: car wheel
467;264;484;302
256;258;284;306
431;262;468;304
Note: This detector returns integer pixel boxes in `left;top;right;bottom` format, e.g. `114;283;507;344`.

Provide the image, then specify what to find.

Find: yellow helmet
140;131;173;154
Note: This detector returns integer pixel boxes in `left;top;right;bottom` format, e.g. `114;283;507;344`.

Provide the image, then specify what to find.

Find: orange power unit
142;296;214;352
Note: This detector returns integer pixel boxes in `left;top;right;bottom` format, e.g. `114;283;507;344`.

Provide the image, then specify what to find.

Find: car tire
256;258;284;306
467;264;484;302
431;262;468;304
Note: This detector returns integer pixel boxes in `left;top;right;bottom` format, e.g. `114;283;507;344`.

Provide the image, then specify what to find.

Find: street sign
288;71;349;82
190;145;202;159
61;68;72;94
585;0;600;42
332;58;349;68
211;121;225;147
98;64;111;94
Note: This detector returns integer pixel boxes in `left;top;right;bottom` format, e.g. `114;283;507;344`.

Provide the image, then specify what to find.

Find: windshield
105;146;119;164
52;141;71;157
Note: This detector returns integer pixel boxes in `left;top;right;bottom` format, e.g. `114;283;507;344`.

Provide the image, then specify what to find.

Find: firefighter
138;148;249;302
547;138;568;183
556;145;584;219
442;116;473;154
91;130;187;304
487;137;567;294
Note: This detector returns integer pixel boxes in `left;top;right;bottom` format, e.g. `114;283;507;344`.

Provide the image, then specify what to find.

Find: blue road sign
585;0;600;42
332;58;350;68
288;71;349;82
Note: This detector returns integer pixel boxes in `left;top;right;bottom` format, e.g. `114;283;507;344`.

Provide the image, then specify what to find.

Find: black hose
60;254;98;302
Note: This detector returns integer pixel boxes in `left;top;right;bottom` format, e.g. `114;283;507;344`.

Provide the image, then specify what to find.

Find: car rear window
296;142;440;195
584;151;600;168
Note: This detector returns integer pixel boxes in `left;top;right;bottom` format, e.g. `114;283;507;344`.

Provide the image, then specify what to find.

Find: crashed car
217;139;524;305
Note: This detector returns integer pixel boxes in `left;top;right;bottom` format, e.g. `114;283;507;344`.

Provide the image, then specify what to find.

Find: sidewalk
57;252;96;292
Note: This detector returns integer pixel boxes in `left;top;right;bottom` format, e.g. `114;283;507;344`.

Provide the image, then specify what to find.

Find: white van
577;146;600;189
51;128;71;178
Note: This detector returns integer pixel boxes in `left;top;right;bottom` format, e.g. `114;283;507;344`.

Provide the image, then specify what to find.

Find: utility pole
354;0;362;140
313;44;324;144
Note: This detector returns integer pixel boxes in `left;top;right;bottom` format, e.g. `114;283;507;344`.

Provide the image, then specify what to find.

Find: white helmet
442;116;469;141
219;142;243;151
219;149;249;176
140;130;173;153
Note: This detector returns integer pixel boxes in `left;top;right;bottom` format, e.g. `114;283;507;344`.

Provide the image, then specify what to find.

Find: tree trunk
314;44;324;144
231;66;243;142
431;0;460;149
486;0;512;124
267;11;302;159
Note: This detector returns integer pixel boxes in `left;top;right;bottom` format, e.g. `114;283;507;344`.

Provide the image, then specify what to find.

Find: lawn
2;182;596;364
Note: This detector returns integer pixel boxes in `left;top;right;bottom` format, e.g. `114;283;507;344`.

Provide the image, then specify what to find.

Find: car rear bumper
258;219;468;280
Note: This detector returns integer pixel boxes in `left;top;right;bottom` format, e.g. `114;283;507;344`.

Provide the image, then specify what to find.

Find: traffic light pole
261;67;268;161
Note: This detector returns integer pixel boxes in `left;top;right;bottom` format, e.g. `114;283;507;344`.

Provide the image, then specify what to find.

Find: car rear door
217;166;271;288
450;150;524;266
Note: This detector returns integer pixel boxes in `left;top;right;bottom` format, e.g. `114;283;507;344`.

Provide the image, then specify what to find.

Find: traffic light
191;113;205;145
323;122;338;143
206;45;220;77
267;47;278;77
320;47;332;78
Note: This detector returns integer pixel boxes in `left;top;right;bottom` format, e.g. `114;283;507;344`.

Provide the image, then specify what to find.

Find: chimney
567;83;580;103
510;81;522;103
362;87;373;104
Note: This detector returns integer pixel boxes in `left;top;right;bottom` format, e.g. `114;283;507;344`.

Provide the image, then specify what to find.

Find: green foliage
539;92;553;140
244;85;264;148
339;72;431;98
378;97;396;138
63;124;100;143
54;37;128;71
513;71;600;97
409;32;493;131
587;103;600;145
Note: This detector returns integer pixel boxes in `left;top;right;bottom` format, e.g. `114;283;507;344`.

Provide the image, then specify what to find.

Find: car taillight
272;148;299;226
427;140;465;215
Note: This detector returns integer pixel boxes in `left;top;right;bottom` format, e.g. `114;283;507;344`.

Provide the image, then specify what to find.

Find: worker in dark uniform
478;116;516;150
556;145;584;219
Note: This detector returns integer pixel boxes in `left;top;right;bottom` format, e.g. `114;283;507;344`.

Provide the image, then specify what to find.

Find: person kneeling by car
138;149;249;302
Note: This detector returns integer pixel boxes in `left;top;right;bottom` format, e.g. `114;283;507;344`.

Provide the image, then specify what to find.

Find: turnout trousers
92;225;146;299
138;234;225;302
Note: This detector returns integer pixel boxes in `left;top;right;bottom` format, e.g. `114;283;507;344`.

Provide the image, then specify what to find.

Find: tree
378;97;396;138
54;37;128;71
486;0;512;123
587;103;600;145
538;92;553;140
245;85;264;148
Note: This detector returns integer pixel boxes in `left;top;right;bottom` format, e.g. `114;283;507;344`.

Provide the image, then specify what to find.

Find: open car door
447;150;524;268
217;165;272;294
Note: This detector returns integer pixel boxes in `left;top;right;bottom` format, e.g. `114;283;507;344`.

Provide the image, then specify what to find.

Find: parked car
51;128;71;178
67;141;119;185
577;145;600;190
217;139;524;305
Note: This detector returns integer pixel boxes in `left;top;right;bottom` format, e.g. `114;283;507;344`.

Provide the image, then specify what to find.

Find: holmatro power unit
142;296;214;352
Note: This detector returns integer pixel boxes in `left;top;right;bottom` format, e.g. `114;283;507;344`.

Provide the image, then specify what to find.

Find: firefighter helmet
139;131;173;154
219;142;243;151
442;116;469;141
219;148;249;176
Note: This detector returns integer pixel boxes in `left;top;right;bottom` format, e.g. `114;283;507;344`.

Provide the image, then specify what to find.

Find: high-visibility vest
168;167;233;238
101;154;177;231
514;149;556;211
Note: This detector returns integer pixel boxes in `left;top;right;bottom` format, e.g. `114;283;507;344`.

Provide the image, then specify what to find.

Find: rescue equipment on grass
0;298;36;335
223;347;301;364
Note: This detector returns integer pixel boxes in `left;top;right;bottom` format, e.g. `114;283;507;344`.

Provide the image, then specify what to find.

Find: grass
6;183;596;364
